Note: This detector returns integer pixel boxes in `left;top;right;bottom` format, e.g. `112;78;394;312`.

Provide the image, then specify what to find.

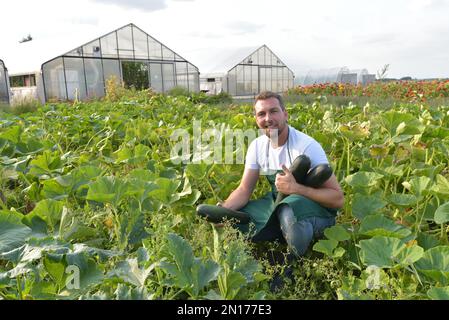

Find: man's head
254;91;288;138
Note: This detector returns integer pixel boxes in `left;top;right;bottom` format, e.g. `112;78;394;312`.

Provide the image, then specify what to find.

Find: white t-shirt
245;125;329;175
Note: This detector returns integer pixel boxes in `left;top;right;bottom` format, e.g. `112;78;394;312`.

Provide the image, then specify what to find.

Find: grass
0;97;42;115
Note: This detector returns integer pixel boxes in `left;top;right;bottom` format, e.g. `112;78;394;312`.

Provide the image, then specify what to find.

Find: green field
1;89;449;300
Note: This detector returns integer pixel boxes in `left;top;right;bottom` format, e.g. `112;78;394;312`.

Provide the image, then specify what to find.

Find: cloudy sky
1;0;449;80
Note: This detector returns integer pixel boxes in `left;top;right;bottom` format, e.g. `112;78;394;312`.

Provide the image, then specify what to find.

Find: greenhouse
41;23;200;101
201;45;294;97
0;59;10;104
302;67;376;86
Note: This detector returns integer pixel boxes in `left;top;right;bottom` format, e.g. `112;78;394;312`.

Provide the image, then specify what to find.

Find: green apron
237;172;338;242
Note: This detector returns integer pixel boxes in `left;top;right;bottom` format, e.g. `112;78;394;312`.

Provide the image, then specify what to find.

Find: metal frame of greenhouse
0;59;10;104
41;23;200;102
201;45;294;97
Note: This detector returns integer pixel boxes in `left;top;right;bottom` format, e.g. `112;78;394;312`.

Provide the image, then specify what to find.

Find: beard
264;123;286;138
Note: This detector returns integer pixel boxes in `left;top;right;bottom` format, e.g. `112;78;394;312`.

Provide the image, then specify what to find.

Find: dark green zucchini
196;204;250;224
274;155;311;205
303;164;333;188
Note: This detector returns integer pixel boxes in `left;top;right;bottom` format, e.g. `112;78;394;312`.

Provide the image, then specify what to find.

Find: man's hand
275;164;301;195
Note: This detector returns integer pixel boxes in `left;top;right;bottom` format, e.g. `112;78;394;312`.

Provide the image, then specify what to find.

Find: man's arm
222;168;259;211
275;166;344;209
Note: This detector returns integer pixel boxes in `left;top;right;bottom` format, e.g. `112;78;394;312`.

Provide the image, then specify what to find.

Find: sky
1;0;449;81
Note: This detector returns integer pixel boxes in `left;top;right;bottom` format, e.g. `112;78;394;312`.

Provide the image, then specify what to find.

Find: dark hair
254;91;285;110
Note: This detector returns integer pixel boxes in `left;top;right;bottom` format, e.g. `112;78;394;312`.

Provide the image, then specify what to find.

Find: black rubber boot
277;204;313;257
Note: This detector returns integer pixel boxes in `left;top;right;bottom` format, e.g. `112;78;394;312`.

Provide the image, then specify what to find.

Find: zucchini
303;164;333;188
274;155;311;205
196;204;250;224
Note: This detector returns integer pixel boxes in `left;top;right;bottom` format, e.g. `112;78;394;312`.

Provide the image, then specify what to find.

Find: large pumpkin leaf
0;211;32;254
161;233;220;298
416;246;449;285
345;172;384;189
324;225;351;242
86;176;129;207
387;193;418;207
359;214;411;239
23;199;64;231
351;194;387;219
359;236;424;268
434;202;449;225
109;258;157;287
430;175;449;199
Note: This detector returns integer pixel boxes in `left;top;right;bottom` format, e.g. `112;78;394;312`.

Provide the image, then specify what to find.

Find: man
220;91;344;257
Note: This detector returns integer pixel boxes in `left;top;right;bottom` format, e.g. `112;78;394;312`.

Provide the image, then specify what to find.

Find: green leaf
402;176;432;199
28;150;64;178
313;239;338;257
148;178;181;205
162;233;220;298
387;193;417;207
86;176;129;207
434;202;449;224
64;252;104;291
345;172;384;189
118;209;150;248
44;253;68;286
111;258;156;287
15;138;44;155
359;214;411;238
380;111;424;137
25;199;64;230
359;236;424;268
427;287;449;300
221;271;247;299
324;225;351;242
114;144;150;165
0;126;22;143
431;175;449;199
176;189;201;206
416;246;449;285
352;194;387;219
0;211;32;254
417;232;440;251
186;163;209;180
378;165;404;177
114;283;150;300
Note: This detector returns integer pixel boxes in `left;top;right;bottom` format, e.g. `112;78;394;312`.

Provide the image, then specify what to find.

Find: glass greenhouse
201;45;294;97
41;23;200;101
303;67;350;85
0;59;10;104
302;67;376;86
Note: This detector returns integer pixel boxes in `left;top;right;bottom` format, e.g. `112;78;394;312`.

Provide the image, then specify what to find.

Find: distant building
302;66;376;86
0;59;11;104
41;23;200;102
201;45;294;97
8;71;45;105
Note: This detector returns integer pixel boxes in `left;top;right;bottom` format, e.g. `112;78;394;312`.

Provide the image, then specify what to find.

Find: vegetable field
1;88;449;300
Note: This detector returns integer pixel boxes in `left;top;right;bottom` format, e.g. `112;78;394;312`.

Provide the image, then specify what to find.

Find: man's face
254;97;288;138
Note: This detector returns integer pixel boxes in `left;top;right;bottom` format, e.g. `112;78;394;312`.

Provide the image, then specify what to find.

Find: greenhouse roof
43;23;199;71
205;45;293;75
